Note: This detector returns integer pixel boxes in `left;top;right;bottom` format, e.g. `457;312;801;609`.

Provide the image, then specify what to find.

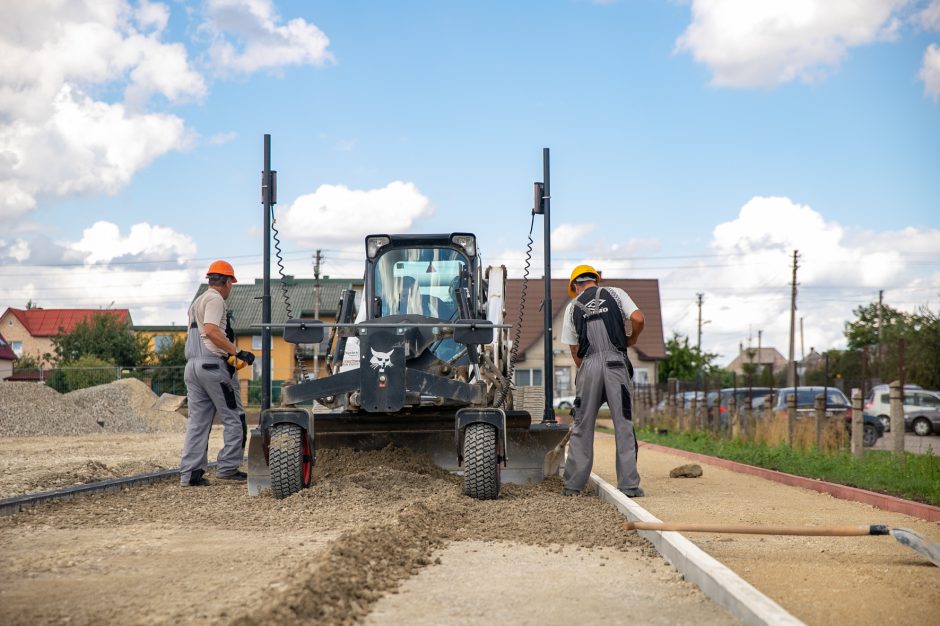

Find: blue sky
2;0;939;363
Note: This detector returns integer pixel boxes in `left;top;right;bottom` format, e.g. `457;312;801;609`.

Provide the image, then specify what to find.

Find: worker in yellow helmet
559;264;646;498
179;261;255;486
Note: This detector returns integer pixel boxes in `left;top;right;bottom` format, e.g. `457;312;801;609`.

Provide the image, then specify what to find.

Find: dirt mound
0;379;186;437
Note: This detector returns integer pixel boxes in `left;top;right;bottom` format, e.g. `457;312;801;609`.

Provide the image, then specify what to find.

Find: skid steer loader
247;138;567;500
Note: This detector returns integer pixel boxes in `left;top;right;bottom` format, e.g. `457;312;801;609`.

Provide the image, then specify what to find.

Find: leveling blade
623;521;940;567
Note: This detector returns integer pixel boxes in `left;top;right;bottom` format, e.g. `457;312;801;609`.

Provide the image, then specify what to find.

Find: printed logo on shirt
584;298;609;314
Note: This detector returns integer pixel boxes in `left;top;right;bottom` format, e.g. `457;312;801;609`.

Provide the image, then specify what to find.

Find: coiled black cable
495;212;535;408
270;206;307;381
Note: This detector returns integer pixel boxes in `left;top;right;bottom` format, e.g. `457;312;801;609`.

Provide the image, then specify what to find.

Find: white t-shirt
560;286;638;346
192;288;228;357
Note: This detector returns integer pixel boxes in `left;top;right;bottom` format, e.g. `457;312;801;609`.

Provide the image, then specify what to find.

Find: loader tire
463;423;500;500
269;422;310;499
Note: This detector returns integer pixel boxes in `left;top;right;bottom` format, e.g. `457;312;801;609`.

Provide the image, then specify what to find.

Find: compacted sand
1;427;937;624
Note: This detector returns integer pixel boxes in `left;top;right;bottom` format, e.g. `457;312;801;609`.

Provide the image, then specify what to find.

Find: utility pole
757;329;763;383
877;289;884;375
799;316;805;361
313;249;322;379
787;250;800;387
696;293;704;351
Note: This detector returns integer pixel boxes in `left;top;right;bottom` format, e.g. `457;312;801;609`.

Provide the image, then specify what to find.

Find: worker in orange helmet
179;260;255;486
559;264;646;498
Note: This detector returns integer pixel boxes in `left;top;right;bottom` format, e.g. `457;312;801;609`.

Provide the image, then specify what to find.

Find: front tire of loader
269;422;311;499
463;423;500;500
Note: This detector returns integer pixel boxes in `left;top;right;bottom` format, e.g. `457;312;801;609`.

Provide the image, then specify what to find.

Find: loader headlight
451;234;476;257
366;235;390;259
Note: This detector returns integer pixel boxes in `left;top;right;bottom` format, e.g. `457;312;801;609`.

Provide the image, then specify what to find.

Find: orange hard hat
567;264;600;297
206;260;237;283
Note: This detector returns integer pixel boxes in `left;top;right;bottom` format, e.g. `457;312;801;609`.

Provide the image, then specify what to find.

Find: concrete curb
639;442;940;522
589;473;805;626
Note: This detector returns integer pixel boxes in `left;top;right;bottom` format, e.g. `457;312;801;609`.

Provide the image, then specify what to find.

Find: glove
227;350;255;370
236;350;255;365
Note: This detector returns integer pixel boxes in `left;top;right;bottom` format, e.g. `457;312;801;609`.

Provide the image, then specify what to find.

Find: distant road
872;432;939;456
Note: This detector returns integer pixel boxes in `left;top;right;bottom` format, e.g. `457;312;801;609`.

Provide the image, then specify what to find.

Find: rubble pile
0;379;186;437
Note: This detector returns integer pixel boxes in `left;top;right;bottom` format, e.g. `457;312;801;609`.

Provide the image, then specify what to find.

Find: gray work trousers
180;357;245;484
563;349;641;492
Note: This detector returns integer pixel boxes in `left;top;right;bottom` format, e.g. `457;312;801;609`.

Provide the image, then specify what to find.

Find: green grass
628;427;940;507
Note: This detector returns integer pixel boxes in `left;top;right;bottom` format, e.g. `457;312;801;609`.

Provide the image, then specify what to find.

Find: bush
47;355;119;393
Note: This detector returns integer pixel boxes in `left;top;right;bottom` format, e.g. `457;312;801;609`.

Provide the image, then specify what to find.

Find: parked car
772;386;851;417
554;395;576;410
904;405;940;437
864;383;933;432
860;412;886;447
712;387;774;427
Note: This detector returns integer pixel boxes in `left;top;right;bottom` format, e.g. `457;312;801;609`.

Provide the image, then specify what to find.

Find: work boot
217;470;248;482
562;488;580;496
619;487;645;498
184;469;210;487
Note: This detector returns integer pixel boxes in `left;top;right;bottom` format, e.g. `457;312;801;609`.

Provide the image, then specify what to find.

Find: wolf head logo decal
369;348;394;372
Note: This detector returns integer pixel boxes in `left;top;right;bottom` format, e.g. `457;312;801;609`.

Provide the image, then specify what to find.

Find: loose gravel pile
0;379;186;437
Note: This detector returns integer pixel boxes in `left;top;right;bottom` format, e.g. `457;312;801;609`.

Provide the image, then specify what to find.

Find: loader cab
365;233;479;322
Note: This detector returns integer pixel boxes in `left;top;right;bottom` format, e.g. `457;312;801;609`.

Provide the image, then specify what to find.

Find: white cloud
279;181;434;247
919;43;940;101
662;196;940;362
676;0;907;88
71;220;197;265
209;130;238;145
0;0;205;220
914;0;940;30
551;223;596;252
201;0;334;74
0;220;201;327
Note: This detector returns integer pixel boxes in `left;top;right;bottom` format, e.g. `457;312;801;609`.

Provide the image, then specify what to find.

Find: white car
865;384;939;432
554;395;576;410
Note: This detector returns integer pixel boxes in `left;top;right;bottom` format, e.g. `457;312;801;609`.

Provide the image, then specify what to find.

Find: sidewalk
590;434;940;626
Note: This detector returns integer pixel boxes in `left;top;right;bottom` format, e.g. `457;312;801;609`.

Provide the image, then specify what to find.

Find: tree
52;313;150;367
658;332;720;383
843;300;940;390
47;355;119;393
150;336;187;395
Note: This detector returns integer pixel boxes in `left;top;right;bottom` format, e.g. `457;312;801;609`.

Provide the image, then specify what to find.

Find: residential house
0;332;16;380
0;307;132;363
504;278;666;396
192;276;364;402
726;345;787;379
132;325;187;361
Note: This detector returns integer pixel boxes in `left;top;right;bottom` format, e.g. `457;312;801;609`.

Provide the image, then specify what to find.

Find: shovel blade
891;528;940;567
246;426;271;496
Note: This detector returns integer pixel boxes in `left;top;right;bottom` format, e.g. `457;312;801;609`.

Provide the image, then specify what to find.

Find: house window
153;335;173;353
554;367;572;395
251;335;273;350
634;368;650;385
516;368;542;386
11;341;23;357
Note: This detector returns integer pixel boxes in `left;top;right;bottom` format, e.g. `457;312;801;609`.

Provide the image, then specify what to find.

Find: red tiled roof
504;278;666;361
0;332;16;360
4;308;132;337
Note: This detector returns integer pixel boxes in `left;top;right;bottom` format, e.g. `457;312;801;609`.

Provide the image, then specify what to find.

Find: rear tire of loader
269;422;310;499
463;423;500;500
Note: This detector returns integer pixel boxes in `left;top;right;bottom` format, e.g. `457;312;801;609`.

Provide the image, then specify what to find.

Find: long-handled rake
623;521;940;567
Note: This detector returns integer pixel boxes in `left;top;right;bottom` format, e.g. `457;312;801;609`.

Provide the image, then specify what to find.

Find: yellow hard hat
568;264;600;297
206;260;237;283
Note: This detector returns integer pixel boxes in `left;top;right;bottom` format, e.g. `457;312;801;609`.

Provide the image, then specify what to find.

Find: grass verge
628;427;940;507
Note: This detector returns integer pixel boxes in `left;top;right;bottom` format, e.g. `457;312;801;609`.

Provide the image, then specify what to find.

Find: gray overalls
179;294;245;484
563;289;641;492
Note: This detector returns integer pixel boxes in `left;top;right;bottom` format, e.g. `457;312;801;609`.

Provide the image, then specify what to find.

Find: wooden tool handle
624;521;887;536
